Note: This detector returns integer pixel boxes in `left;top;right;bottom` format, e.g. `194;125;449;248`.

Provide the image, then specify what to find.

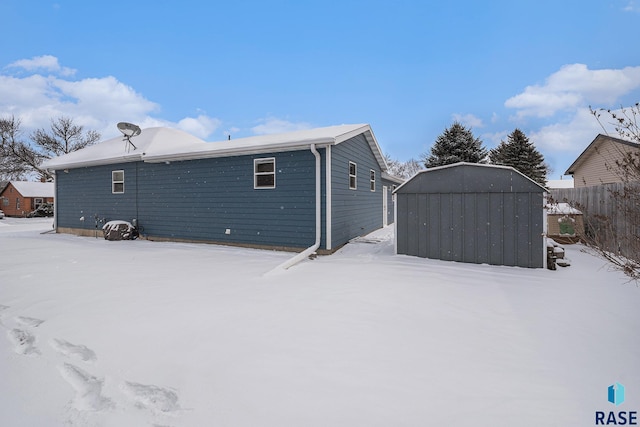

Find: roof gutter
42;154;145;171
266;143;322;274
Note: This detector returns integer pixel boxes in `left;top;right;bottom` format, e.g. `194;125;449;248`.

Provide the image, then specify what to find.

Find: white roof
42;124;388;171
42;127;208;170
393;162;548;193
547;178;574;189
546;202;582;215
10;181;55;198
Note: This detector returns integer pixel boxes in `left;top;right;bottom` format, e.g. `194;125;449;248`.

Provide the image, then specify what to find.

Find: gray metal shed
394;162;547;268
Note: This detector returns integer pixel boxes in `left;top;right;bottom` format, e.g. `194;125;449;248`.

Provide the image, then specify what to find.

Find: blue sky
1;0;640;178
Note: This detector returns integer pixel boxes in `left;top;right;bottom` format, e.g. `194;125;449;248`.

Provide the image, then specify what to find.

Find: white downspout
325;144;332;250
51;170;58;232
266;143;322;273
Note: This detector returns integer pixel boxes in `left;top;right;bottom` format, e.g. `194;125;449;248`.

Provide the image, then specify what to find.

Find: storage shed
394;163;547;268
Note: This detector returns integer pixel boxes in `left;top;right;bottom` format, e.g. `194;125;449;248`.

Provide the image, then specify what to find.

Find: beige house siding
571;137;640;188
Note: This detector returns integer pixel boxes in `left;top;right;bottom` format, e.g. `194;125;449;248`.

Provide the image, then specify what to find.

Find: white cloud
177;115;222;139
528;108;603;153
623;0;640;12
505;64;640;118
251;117;313;135
0;55;222;141
451;113;483;128
7;54;76;76
480;130;509;148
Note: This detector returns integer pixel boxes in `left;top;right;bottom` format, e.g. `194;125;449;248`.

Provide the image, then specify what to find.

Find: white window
34;198;43;209
370;169;376;192
349;162;357;190
112;170;124;194
254;158;275;189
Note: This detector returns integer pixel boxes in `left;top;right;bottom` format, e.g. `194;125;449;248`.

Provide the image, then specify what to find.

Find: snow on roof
10;181;55;198
546;178;574;189
145;124;386;169
546;202;582;215
42;127;208;170
42;124;388;171
393;162;548;193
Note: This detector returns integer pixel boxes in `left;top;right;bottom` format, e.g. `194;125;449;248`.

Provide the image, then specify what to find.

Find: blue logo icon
608;382;626;406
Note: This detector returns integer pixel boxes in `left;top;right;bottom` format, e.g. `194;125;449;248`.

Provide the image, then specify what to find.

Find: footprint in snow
51;339;97;363
7;328;40;356
15;316;45;328
122;381;180;413
0;305;9;326
58;363;114;411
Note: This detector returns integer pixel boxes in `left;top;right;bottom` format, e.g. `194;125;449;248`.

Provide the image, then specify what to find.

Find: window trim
349;161;357;190
112;170;125;194
254;157;276;189
370;169;376;192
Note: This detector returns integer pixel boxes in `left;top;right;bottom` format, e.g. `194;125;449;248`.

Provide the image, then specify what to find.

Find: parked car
27;203;54;218
0;209;4;219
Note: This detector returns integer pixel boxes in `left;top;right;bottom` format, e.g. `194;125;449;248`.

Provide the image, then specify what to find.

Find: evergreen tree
422;122;488;168
489;129;547;186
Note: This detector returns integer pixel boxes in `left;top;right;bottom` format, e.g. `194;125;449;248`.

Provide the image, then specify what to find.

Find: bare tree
0;116;100;181
591;103;640;181
0;116;41;180
31;116;100;158
580;104;640;280
384;154;424;180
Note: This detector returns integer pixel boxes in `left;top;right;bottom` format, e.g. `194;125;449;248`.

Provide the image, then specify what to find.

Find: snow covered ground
0;217;638;427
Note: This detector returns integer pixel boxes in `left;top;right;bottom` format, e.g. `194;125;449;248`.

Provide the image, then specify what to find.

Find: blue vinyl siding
55;163;139;230
56;150;323;249
331;134;383;248
54;136;390;252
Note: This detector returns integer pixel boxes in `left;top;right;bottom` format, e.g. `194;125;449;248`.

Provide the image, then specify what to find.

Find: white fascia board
334;125;388;172
43;154;144;171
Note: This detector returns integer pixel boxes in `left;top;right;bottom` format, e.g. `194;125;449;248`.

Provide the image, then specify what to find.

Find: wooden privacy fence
550;182;639;261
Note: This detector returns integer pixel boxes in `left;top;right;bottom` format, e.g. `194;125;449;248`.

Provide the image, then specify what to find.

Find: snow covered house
394;163;547;268
42;124;398;253
0;181;54;217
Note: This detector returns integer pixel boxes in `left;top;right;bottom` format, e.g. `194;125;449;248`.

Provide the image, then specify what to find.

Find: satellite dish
117;122;141;151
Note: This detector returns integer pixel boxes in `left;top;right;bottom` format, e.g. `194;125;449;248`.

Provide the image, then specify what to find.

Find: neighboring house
394;163;547;268
0;181;55;217
42;124;397;253
565;134;640;188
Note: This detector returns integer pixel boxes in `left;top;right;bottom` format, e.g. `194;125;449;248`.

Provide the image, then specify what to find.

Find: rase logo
610;383;626;406
596;382;637;425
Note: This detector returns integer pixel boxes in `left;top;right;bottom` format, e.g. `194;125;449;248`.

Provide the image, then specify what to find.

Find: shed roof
565;134;640;175
7;181;55;198
394;162;547;194
42;124;388;172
